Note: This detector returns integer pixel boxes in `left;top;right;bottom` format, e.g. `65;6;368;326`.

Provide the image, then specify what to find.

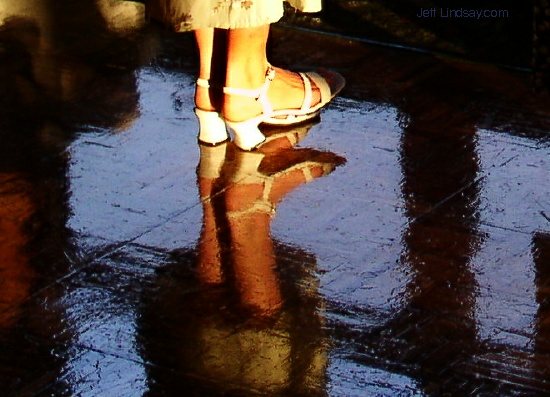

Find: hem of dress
174;14;283;32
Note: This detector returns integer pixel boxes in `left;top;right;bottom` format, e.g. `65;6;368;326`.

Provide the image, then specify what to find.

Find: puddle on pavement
1;1;550;396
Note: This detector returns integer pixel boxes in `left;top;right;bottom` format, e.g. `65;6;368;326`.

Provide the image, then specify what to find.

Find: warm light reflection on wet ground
1;1;549;395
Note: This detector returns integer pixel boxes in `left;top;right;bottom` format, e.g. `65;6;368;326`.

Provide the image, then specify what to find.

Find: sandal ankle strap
223;66;275;96
226;200;276;219
223;66;276;115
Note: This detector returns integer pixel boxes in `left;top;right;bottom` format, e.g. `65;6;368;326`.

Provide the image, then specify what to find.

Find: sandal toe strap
298;72;312;112
304;72;332;105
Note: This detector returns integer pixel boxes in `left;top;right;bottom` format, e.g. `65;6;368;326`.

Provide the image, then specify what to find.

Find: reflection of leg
224;148;344;316
196;144;227;285
225;150;281;316
227;208;282;316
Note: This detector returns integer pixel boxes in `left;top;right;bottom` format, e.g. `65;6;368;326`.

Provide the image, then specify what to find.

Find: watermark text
416;8;510;19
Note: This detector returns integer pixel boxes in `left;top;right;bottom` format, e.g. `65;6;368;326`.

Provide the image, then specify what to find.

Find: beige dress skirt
147;0;321;31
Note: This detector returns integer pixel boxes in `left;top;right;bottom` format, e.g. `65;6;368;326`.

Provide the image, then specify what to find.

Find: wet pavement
1;1;550;396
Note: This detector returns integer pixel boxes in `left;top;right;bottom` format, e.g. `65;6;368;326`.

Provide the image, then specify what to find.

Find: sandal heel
195;108;229;146
225;118;266;151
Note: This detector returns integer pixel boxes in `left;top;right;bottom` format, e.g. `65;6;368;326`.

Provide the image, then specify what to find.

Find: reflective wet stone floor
1;2;550;396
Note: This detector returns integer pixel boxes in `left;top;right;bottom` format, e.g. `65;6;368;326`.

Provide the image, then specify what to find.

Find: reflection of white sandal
223;66;345;151
198;142;227;180
197;143;228;202
260;119;318;151
225;149;341;219
225;151;274;219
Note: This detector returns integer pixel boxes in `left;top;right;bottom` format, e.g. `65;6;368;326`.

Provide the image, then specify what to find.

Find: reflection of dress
139;242;327;396
146;0;321;31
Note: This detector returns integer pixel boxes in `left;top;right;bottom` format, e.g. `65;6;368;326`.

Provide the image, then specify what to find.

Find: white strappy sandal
223;66;345;151
195;67;345;150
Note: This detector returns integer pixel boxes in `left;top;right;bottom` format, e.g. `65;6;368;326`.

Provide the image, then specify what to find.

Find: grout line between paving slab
409;176;484;225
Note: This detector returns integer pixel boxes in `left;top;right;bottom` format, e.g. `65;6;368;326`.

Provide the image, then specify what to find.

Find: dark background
282;0;534;69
